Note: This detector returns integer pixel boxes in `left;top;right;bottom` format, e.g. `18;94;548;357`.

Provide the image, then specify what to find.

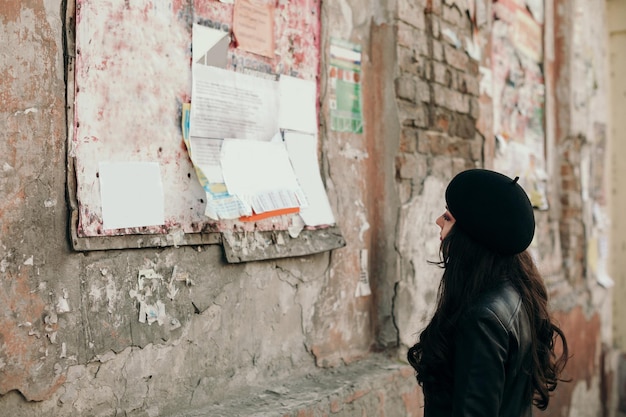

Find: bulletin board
67;0;345;261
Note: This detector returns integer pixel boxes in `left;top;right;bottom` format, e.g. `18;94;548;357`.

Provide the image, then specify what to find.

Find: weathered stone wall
0;0;71;401
0;0;618;416
391;0;616;416
547;0;615;415
0;1;379;414
608;0;626;413
608;0;626;352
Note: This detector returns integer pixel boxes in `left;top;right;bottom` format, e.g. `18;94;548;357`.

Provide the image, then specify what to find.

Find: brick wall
395;0;483;201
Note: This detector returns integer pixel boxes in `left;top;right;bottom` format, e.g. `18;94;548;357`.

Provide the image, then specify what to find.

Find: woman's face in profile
436;209;456;241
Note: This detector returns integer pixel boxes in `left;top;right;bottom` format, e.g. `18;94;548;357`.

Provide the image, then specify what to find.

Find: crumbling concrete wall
0;0;407;415
392;0;615;416
547;0;615;415
0;0;617;416
608;0;626;414
0;0;72;401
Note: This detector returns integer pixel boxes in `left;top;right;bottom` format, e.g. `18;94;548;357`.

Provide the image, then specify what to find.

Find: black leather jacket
423;281;533;417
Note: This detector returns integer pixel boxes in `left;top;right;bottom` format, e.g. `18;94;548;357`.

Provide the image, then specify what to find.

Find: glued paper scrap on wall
355;249;371;297
98;162;165;230
329;38;363;134
128;269;169;325
588;236;614;288
494;140;548;210
278;75;318;135
479;66;493;97
221;139;308;214
513;9;542;62
138;300;167;325
137;268;162;290
192;23;230;68
204;187;251;219
190;64;280;141
284;131;335;226
476;0;490;26
189;137;225;184
233;0;275;58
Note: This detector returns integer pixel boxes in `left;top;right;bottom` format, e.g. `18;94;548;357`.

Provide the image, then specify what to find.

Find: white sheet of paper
355;249;372;297
284;131;336;226
189;137;224;183
190;65;279;141
278;75;318;134
99;161;165;230
204;190;251;220
221;139;306;213
192;23;230;68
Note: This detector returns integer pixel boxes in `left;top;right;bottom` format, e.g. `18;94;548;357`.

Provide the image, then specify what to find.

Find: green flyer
329;38;363;134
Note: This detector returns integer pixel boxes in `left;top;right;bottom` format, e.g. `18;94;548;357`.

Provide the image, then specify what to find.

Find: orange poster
233;0;275;58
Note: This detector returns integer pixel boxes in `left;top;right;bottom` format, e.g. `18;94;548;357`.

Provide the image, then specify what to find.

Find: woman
407;169;568;417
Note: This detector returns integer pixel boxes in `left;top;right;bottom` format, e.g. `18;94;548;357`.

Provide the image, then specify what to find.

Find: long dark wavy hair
407;225;569;410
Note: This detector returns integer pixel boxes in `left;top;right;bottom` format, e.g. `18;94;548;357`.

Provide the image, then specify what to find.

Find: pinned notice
355;249;372;297
221;139;307;214
284;131;336;226
99;161;165;230
233;0;275;58
278;75;318;135
192;23;230;68
190;65;279;141
329;38;363;134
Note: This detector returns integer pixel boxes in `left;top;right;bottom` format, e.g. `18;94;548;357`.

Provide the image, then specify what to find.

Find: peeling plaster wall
395;175;448;347
532;0;615;414
1;252;337;416
0;242;338;415
1;0;399;415
0;0;71;402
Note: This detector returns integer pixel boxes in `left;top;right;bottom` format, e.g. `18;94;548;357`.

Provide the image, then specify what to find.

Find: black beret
445;169;535;256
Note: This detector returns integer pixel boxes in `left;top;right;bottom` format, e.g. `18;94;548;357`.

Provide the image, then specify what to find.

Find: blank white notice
99;161;165;230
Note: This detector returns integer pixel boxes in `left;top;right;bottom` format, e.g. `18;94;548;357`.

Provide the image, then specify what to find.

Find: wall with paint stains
386;0;618;415
0;0;70;401
608;0;626;413
546;0;616;412
0;0;621;416
0;0;393;414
